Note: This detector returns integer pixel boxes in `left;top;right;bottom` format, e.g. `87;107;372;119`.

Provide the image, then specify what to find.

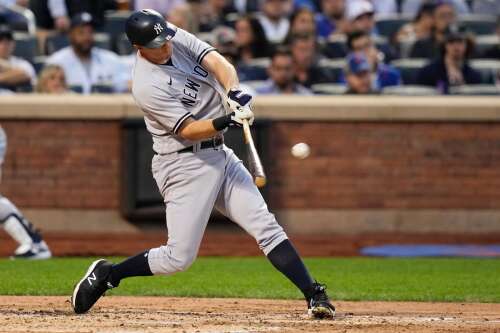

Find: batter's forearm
201;51;239;92
178;117;223;141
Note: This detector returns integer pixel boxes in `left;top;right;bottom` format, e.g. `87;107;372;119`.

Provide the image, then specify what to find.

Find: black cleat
308;282;335;319
71;259;114;314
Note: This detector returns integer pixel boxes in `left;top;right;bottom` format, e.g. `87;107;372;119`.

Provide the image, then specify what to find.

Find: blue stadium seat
69;85;83;93
469;59;500;84
311;83;347;95
101;11;131;52
390;58;430;85
449;84;500;95
45;34;69;54
94;32;112;51
91;84;114;94
116;33;134;55
474;35;499;57
458;15;497;35
375;15;412;38
32;56;46;74
13;32;37;63
382;85;438;95
317;59;346;82
45;32;111;55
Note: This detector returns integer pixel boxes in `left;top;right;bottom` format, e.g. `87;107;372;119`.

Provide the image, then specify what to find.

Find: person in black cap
0;24;36;93
45;12;129;94
416;26;482;94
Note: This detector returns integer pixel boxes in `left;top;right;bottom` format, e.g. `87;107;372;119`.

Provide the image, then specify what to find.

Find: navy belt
178;136;224;154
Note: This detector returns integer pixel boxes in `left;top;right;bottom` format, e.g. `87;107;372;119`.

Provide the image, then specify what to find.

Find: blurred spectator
409;0;456;59
198;0;229;32
482;18;500;59
35;64;70;93
291;33;336;87
225;0;259;14
0;0;29;28
396;3;435;44
472;0;500;16
134;0;187;18
315;0;347;38
0;24;35;92
256;47;311;94
344;30;400;89
346;0;378;36
208;25;266;82
0;0;27;6
235;15;271;62
45;13;129;94
134;0;192;31
402;0;469;16
257;0;291;43
417;28;481;94
287;7;316;38
344;52;374;94
30;0;117;32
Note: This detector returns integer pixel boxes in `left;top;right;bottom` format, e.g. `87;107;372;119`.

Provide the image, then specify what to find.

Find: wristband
212;113;233;131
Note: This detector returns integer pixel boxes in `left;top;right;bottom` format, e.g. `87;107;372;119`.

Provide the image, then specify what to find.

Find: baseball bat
242;119;266;188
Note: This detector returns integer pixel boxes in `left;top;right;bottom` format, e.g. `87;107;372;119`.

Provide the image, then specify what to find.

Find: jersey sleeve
176;28;216;65
138;85;193;135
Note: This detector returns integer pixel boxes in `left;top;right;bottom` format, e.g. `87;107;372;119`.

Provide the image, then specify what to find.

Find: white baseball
291;142;310;159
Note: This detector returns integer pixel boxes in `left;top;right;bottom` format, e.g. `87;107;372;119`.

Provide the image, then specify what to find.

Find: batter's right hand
230;106;254;127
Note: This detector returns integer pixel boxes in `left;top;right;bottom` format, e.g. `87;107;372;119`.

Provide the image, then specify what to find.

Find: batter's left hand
226;89;253;112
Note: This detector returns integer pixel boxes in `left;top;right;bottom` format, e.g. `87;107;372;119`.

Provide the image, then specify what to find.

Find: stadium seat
311;83;347;95
449;85;500;95
382;85;439;95
45;34;69;55
101;11;131;36
12;32;37;63
470;59;500;84
94;32;112;51
69;85;83;93
458;15;497;35
101;11;131;52
474;35;499;57
375;14;412;38
32;56;46;74
322;35;348;59
91;84;114;94
317;58;345;81
116;33;134;55
45;32;111;55
390;58;430;85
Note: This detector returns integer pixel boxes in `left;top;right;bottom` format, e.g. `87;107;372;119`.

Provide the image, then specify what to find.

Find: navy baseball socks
72;243;334;318
71;251;152;314
266;239;335;319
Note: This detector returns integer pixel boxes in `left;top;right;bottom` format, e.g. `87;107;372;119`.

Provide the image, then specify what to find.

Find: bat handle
242;119;252;144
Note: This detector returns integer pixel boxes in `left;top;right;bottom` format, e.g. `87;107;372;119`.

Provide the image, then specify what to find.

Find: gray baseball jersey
132;27;227;154
130;27;288;276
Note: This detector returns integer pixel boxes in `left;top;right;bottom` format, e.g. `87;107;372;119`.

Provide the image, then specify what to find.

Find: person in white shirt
46;12;129;94
0;25;36;93
257;0;291;43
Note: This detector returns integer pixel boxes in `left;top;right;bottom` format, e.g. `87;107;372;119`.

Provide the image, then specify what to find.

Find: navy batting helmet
125;9;176;48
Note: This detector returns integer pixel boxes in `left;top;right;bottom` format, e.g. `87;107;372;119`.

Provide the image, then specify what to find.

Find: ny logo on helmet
154;23;164;35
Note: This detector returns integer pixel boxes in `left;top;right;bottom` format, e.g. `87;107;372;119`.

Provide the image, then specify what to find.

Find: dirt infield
0;296;499;333
2;230;500;257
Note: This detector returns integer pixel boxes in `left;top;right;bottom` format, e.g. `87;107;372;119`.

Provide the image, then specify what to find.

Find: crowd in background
0;0;499;96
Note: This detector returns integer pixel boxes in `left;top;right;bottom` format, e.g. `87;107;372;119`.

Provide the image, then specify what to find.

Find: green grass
0;257;499;302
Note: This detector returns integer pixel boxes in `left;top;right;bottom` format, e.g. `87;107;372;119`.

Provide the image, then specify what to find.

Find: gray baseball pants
147;145;288;275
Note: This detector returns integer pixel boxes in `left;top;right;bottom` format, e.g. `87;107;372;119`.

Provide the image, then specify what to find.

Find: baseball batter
71;9;335;319
0;126;51;259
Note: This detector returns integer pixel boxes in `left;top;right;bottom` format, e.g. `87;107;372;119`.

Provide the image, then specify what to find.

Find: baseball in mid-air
291;142;311;159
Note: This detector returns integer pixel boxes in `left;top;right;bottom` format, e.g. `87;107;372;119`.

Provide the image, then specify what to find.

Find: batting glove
229;106;254;127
